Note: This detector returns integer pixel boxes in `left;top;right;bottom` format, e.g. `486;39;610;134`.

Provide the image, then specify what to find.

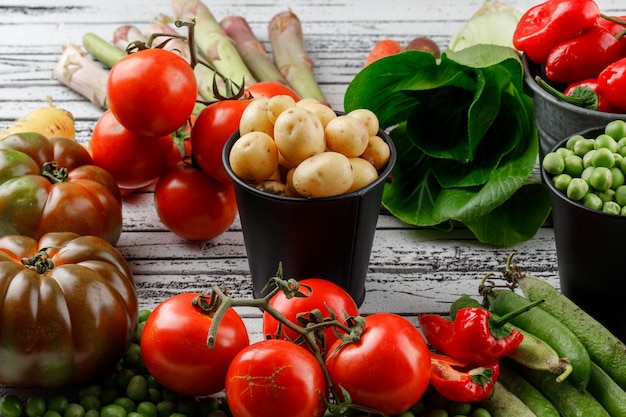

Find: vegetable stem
82;32;125;68
54;44;109;109
268;10;327;103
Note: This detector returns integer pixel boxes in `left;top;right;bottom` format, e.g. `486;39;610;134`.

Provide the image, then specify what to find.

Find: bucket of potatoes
222;95;396;306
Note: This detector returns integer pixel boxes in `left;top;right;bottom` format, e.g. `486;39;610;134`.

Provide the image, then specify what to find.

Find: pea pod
484;289;591;390
498;361;560;417
587;362;626;417
512;271;626;390
478;382;537;417
451;295;573;382
512;364;611;417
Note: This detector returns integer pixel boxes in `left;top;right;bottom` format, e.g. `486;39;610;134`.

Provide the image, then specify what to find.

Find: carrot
364;39;402;66
1;100;75;140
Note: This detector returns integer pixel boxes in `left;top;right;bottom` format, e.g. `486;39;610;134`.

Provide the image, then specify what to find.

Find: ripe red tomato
262;278;359;350
225;339;327;417
140;292;250;397
154;161;238;241
325;313;431;415
190;99;251;184
107;48;197;137
245;81;301;101
90;109;174;189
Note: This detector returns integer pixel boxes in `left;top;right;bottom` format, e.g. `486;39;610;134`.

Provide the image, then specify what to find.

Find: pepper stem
535;76;598;110
491;298;545;328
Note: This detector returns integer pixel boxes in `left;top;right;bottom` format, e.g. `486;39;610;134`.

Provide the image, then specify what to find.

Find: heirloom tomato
140;292;250;397
0;132;122;245
262;278;359;350
190;99;251;183
325;313;431;416
225;339;327;417
154;161;238;241
0;232;138;388
245;81;301;101
107;48;197;137
90;109;174;189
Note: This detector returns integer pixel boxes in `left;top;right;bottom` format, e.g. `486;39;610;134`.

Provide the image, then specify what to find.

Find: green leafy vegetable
344;45;551;246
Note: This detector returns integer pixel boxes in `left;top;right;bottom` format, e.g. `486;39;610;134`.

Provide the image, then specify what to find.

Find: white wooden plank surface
0;0;624;396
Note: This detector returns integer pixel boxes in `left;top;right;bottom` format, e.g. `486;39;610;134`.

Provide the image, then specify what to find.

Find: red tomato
107;48;197;137
140;292;250;397
154;161;238;241
90;109;174;189
225;339;327;417
262;278;359;350
325;313;431;415
191;99;251;184
245;81;301;101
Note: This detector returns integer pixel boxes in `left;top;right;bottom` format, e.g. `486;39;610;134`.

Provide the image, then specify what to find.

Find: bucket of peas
541;119;626;342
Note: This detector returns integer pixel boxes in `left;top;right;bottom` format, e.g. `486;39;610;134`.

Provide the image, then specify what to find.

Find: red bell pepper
418;300;543;365
598;15;626;55
544;25;623;86
599;56;626;112
513;0;600;64
429;353;500;403
563;78;623;113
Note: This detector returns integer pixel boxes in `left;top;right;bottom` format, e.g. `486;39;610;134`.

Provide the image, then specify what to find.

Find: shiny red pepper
563;78;623;113
513;0;600;64
418;303;544;364
429;353;500;403
598;15;626;55
544;25;623;85
599;56;626;111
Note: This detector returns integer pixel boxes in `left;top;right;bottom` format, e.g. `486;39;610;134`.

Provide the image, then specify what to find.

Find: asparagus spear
220;15;287;84
54;44;109;109
268;10;327;103
82;33;124;68
171;0;256;86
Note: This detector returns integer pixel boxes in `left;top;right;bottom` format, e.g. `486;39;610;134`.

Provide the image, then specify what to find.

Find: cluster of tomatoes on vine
88;27;300;241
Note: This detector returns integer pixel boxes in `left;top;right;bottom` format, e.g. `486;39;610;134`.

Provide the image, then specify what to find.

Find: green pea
470;409;492;417
448;402;472;415
196;398;219;416
619;136;626;147
63;403;85;417
48;397;70;414
611;166;625;188
126;375;149;402
574;138;595;156
604;201;622;215
426;410;448;417
83;410;99;417
563;154;584;177
126;413;141;417
123;343;142;369
393;412;415;417
621;205;626;216
135;321;146;342
79;396;101;412
1;394;24;417
100;389;121;406
582;149;595;168
79;385;103;399
25;396;47;417
595;188;615;203
542;152;565;175
591;147;615;168
100;405;127;417
567;178;589;201
146;389;162;405
615;185;626;206
583;193;603;211
566;134;585;150
176;397;197;417
115;369;136;390
594;133;619;152
156;401;177;417
604;119;626;141
552;173;572;192
138;309;151;323
168;414;186;417
136;402;157;417
112;398;135;414
589;167;613;191
43;411;62;417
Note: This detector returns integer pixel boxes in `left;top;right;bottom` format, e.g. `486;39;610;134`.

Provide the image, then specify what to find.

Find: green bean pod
451;295;574;382
478;382;537;417
485;289;591;390
587;362;626;417
515;273;626;390
512;364;611;417
498;361;560;417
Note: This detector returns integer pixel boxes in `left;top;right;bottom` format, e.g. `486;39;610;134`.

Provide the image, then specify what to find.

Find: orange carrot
364;39;402;66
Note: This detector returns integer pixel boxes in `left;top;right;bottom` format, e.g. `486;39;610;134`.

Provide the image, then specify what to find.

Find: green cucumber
513;364;611;417
485;289;591;390
587;362;626;417
498;361;560;417
478;382;537;417
451;295;573;382
515;273;626;390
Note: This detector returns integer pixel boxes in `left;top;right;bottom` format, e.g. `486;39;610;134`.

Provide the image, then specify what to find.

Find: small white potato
295;97;324;108
292;151;354;198
361;135;391;170
254;180;290;197
348;157;379;192
266;94;297;124
273;107;326;166
229;131;279;183
296;101;337;128
239;97;274;136
324;115;369;158
347;108;380;136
